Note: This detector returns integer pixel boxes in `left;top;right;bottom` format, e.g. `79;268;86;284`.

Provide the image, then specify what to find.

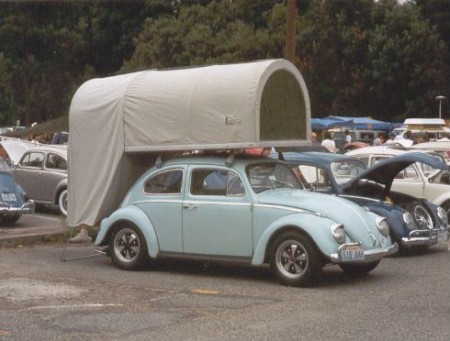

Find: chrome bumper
401;227;449;247
330;242;399;263
0;201;35;215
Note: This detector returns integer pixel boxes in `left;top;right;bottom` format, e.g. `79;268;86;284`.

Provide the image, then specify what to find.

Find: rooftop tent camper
67;59;311;227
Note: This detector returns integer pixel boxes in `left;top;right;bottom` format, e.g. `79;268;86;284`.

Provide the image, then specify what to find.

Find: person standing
321;131;338;153
344;130;352;145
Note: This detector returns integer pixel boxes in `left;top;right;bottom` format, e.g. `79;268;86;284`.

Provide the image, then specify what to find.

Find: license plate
339;245;365;262
1;193;16;202
437;230;448;243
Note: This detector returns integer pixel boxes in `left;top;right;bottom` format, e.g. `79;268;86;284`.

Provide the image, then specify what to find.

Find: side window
191;169;244;196
144;170;183;194
20;152;44;168
45;153;67;170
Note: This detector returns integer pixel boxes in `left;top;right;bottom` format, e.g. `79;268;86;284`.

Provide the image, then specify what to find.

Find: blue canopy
324;116;392;131
311;117;354;130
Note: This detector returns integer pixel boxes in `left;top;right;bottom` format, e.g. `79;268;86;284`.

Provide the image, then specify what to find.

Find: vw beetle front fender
252;213;339;265
94;205;159;258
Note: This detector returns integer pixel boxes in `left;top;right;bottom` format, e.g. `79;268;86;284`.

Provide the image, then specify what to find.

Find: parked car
0;158;34;225
95;154;397;287
11;145;68;216
275;151;449;251
346;146;450;221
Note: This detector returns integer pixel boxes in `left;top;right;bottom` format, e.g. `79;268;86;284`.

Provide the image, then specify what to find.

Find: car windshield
330;160;367;185
246;162;303;193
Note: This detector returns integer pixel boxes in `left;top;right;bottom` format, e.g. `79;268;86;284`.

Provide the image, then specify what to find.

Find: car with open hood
347;145;450;222
0;158;34;225
276;151;449;251
95;154;397;287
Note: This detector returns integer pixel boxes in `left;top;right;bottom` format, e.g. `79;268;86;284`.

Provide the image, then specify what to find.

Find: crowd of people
310;129;449;153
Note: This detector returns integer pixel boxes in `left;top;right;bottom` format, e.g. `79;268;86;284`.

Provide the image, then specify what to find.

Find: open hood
341;152;448;195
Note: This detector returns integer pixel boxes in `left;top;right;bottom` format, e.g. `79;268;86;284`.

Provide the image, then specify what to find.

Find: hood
257;189;382;245
341;152;448;195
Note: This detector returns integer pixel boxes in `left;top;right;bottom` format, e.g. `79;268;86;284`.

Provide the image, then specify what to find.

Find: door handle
183;204;197;210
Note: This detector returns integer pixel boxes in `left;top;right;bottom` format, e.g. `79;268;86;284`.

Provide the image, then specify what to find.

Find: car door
182;166;253;257
14;151;45;200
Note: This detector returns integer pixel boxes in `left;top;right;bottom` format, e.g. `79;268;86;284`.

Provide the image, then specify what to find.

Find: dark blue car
0;158;34;225
274;151;449;252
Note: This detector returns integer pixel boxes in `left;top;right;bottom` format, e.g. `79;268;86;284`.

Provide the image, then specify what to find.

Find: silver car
12;145;68;216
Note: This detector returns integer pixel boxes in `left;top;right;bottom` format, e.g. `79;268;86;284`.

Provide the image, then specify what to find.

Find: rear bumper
401;227;449;247
330;242;399;263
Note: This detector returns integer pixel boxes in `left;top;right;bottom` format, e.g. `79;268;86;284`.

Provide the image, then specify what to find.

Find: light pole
435;95;447;119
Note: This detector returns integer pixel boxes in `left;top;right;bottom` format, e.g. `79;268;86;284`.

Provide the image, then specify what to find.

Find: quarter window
45;153;67;170
144;170;183;194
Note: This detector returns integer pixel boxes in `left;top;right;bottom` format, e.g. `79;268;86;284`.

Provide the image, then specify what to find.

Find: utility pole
285;0;297;63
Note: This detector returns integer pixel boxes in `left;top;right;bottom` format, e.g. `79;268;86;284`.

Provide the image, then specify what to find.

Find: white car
346;145;450;219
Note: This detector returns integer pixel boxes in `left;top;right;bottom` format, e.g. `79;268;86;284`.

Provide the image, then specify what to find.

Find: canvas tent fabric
68;59;311;227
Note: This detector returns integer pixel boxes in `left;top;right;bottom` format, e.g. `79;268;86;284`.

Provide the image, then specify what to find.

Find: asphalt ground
0;213;68;248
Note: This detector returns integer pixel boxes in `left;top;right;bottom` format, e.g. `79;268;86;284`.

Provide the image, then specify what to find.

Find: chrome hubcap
114;228;140;263
276;240;308;279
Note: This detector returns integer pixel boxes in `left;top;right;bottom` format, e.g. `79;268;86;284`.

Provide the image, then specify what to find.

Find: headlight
403;211;415;231
376;217;390;237
437;206;448;225
330;223;346;244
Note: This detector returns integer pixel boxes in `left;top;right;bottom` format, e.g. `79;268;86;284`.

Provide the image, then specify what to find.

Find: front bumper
401;226;449;248
0;201;35;216
330;242;399;263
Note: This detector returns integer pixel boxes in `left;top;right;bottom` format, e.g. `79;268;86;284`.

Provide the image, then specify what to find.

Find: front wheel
110;223;148;270
405;201;433;230
339;260;380;275
270;231;322;287
58;189;68;216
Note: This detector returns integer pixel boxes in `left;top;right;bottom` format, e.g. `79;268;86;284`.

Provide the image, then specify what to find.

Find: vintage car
275;151;449;251
11;145;68;216
0;158;34;225
95;155;398;287
346;146;450;221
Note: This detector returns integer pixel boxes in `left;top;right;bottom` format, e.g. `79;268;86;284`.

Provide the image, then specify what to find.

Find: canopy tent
68;59;311;227
311;117;354;130
3;115;69;138
323;115;392;131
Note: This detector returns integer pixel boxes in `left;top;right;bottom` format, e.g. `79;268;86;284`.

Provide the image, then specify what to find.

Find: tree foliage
0;0;449;127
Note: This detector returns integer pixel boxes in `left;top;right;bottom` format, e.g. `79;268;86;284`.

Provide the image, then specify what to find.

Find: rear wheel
58;189;68;216
339;260;380;275
270;231;322;287
110;223;148;270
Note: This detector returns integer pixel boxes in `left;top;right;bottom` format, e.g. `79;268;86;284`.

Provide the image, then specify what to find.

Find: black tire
339;260;380;275
2;215;21;226
270;231;322;287
58;188;68;216
110;222;148;270
405;201;433;230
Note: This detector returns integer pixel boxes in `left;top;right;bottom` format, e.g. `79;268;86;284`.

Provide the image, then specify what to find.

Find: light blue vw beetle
95;155;398;287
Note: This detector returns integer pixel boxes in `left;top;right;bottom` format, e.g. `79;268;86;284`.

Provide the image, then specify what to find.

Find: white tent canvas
68;59;311;227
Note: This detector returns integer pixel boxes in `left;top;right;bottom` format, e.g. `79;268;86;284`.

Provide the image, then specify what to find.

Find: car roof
273;151;362;167
345;144;414;156
26;145;67;157
158;153;278;168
